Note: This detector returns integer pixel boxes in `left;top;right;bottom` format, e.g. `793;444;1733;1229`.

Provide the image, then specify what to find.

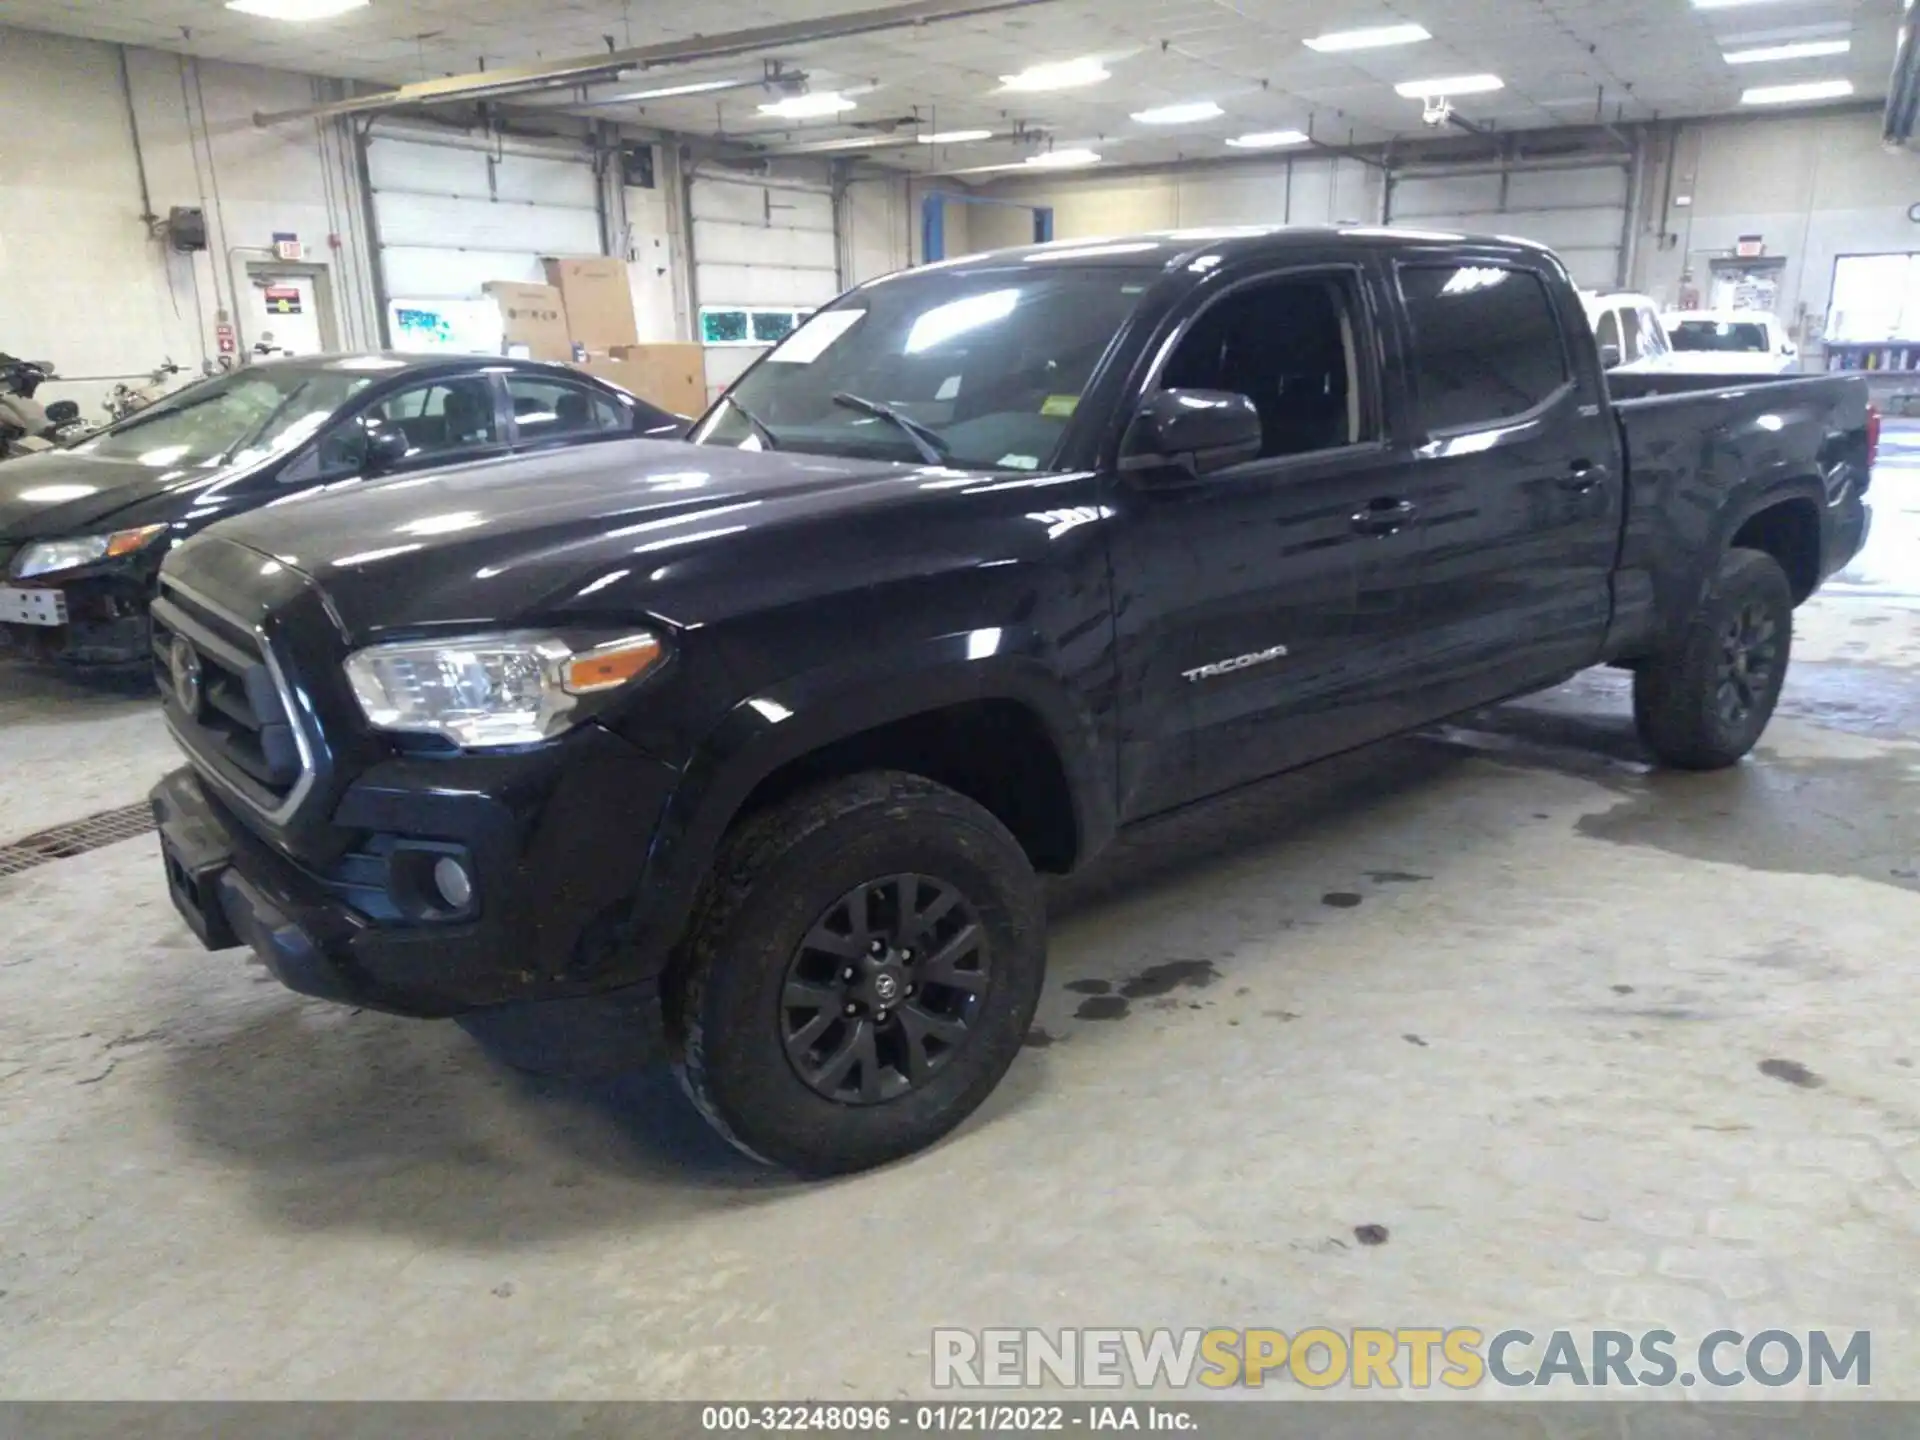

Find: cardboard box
481;281;571;362
543;256;640;351
574;342;707;417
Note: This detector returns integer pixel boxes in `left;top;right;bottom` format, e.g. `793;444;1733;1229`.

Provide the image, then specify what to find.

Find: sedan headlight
13;524;167;579
344;631;664;749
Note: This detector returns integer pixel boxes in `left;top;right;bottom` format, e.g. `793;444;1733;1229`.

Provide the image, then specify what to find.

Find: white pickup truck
1663;310;1801;375
1580;291;1676;375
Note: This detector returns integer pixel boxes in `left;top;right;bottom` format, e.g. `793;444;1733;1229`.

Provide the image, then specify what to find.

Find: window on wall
700;306;811;346
1398;265;1570;432
1826;253;1920;342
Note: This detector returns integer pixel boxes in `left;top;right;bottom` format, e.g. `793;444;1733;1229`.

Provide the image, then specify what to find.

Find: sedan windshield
1669;320;1769;353
74;365;375;470
691;265;1158;470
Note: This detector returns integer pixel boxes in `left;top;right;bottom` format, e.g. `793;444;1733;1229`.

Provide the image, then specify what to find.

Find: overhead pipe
252;0;1071;127
1885;2;1920;146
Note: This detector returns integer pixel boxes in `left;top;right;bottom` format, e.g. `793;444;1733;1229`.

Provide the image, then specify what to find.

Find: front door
1105;264;1430;820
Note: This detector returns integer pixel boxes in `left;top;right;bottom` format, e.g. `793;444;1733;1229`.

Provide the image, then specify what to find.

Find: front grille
151;580;308;817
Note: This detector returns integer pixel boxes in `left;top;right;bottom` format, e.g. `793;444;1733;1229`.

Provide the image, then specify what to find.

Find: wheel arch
626;629;1113;965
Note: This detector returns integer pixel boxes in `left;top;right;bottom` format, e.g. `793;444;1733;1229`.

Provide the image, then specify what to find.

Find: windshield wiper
831;392;949;465
721;394;781;451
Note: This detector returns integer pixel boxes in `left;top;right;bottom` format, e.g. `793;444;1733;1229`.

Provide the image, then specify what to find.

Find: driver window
1159;275;1370;459
1595;310;1622;363
1620;307;1646;362
1635;306;1669;358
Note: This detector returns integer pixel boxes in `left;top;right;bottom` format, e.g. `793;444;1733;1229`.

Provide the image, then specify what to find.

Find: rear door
1391;255;1622;711
1105;259;1432;820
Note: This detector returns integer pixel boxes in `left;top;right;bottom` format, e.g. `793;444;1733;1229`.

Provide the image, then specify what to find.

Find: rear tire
672;771;1045;1175
1632;547;1793;770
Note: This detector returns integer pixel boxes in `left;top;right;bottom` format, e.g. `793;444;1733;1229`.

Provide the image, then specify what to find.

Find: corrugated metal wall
1386;158;1632;291
689;169;841;399
366;125;603;304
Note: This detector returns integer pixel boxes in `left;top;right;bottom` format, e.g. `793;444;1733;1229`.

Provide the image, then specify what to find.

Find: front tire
673;771;1045;1175
1633;547;1793;770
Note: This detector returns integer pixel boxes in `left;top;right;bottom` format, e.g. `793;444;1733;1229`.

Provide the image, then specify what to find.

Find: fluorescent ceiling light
609;78;748;101
1226;129;1311;148
999;57;1109;92
1304;22;1431;52
919;129;994;143
1741;78;1855;102
758;91;856;118
1024;148;1102;167
1724;38;1851;62
1131;100;1224;124
226;0;366;16
1394;73;1504;97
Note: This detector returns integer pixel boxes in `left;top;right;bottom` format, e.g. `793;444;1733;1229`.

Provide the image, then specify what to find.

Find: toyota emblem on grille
169;636;204;720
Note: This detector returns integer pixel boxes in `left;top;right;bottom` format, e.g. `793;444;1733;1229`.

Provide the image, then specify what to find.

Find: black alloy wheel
1714;599;1780;728
781;874;988;1105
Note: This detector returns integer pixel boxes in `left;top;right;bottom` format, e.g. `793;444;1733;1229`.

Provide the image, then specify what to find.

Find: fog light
432;855;473;910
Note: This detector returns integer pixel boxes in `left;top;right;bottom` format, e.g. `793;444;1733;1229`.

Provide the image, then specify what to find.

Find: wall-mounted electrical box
167;206;208;253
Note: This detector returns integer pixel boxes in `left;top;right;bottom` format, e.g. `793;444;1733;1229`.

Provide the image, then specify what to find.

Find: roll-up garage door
1386;161;1629;291
690;170;840;400
366;125;603;325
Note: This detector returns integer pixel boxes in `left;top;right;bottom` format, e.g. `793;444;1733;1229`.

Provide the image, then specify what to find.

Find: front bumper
0;567;155;665
150;731;681;1050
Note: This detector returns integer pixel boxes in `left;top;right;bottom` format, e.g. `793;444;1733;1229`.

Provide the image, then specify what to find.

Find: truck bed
1601;369;1873;661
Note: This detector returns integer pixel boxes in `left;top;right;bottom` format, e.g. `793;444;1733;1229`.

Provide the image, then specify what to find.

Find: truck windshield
691;266;1158;470
73;365;373;470
1669;320;1769;353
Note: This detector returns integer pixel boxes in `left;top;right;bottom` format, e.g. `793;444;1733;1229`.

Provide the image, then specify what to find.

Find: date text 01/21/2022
700;1405;1197;1432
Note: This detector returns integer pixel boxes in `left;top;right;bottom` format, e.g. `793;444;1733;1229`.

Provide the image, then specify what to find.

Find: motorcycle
0;355;92;460
104;359;187;423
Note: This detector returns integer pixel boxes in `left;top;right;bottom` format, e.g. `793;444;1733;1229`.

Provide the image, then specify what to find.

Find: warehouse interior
2;0;1919;1409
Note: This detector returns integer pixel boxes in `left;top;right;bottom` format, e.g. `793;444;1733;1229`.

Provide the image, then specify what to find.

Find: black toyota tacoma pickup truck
149;227;1875;1174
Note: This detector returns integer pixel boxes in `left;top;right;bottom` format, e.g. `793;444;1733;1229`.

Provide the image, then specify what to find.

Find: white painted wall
0;24;378;416
1632;109;1920;345
963;154;1386;246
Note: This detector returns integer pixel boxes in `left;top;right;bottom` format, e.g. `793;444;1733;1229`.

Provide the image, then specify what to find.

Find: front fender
624;626;1114;962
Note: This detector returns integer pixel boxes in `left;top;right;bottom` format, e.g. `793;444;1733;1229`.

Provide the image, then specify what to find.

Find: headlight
13;524;167;579
344;631;664;749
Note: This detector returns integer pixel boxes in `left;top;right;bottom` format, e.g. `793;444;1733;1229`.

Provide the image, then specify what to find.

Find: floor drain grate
0;802;157;879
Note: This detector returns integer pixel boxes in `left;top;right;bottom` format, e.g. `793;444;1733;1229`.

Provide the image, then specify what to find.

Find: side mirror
44;400;79;426
361;421;412;474
1598;343;1623;370
1122;389;1263;477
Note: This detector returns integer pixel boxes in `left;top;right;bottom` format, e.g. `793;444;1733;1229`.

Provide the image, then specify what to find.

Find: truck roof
915;224;1562;276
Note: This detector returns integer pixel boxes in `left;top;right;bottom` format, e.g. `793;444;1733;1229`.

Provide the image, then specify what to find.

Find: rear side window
1399;265;1570;432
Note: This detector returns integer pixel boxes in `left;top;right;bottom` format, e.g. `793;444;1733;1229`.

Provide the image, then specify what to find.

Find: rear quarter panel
1604;373;1870;657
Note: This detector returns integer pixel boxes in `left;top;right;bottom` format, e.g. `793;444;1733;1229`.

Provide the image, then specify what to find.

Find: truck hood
0;449;223;541
196;438;986;641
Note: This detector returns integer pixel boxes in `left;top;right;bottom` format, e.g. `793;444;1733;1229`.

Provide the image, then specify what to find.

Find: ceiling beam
251;0;1070;127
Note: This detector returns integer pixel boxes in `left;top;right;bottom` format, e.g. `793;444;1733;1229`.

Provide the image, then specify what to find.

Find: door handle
1350;498;1418;535
1558;461;1609;494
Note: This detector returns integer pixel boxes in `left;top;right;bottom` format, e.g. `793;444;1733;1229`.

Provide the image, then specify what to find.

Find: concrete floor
2;437;1917;1401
